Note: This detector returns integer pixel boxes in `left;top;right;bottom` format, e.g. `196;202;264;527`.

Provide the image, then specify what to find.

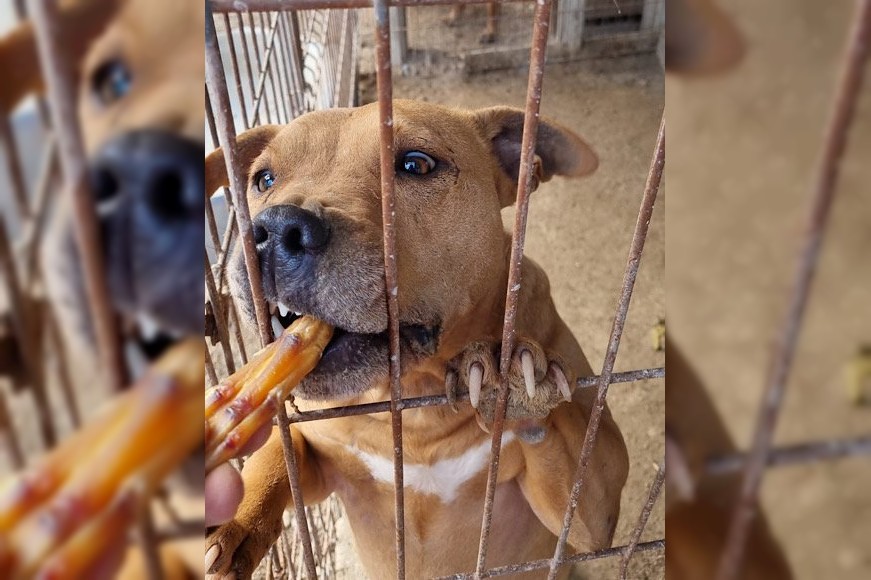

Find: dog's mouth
121;312;185;378
267;300;440;399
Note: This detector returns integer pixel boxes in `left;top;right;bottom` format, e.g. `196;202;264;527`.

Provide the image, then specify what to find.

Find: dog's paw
205;514;283;580
445;338;574;442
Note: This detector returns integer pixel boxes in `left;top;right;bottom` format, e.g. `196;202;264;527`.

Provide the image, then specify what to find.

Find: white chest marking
347;432;516;504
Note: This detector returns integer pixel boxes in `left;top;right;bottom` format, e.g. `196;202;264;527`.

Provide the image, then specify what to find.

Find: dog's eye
398;151;436;175
91;60;132;105
255;169;276;192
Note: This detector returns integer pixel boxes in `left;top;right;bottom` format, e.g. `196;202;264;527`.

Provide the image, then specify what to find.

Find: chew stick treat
0;339;205;580
205;315;332;472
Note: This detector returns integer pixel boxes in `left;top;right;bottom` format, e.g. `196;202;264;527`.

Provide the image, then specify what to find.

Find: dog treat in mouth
205;315;333;472
0;339;205;579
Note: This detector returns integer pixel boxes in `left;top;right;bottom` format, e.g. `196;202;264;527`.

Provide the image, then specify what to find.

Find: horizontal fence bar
434;540;665;579
287;368;663;423
707;435;871;475
212;0;531;11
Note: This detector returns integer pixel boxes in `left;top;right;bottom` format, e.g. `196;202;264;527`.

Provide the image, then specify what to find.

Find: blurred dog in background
0;0;204;577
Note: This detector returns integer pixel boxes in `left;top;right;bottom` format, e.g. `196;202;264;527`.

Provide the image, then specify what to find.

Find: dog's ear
0;0;121;115
665;0;744;76
205;124;281;195
473;107;598;208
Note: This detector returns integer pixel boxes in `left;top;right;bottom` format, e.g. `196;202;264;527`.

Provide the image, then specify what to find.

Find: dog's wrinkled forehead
245;102;488;202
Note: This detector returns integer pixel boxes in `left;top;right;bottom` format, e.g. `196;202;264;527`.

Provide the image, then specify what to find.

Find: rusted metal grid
0;2;201;579
206;0;666;578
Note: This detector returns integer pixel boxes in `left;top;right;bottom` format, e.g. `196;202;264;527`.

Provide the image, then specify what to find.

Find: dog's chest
306;423;516;504
344;432;517;504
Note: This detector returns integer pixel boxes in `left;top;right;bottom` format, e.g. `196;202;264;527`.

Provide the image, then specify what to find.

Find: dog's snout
253;205;330;257
91;130;203;224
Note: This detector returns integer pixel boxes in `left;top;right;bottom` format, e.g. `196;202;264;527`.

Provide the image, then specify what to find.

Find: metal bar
45;303;81;428
286;368;662;423
206;250;237;375
275;409;319;577
206;344;219;387
207;5;319;577
708;435;871;475
239;12;263;127
222;12;250;129
0;388;25;469
0;115;31;220
548;115;664;579
619;462;665;579
247;13;284;128
28;0;127;391
277;12;303;118
0;218;56;447
213;0;531;11
476;1;553;573
259;12;289;123
206;2;273;347
18;138;59;288
373;0;406;576
136;501;165;580
270;13;295;122
716;3;871;578
434;540;665;579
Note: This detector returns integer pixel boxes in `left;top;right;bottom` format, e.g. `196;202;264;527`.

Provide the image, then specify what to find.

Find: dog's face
218;100;596;400
45;0;204;363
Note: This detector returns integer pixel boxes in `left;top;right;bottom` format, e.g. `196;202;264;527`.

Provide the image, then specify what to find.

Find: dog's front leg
516;398;628;553
205;425;330;580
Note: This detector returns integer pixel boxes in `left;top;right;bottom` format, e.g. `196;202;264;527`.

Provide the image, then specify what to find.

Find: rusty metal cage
1;0;869;579
205;0;665;577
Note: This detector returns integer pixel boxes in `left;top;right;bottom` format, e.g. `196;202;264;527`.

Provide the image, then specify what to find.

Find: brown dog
0;0;204;577
203;100;629;578
1;0;205;369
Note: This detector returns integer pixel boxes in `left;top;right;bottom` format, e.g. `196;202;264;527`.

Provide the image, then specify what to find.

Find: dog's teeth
550;363;572;402
278;303;289;317
293;311;302;317
469;363;483;408
271;316;284;339
521;350;536;399
137;313;161;342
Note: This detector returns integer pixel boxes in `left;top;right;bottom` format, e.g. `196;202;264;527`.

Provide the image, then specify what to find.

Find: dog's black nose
253;205;330;256
90;130;202;224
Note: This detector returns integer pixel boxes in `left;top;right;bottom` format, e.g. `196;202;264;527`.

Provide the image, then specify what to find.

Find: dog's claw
205;543;221;572
521;349;536;399
445;370;459;412
469;363;484;408
550;363;572;402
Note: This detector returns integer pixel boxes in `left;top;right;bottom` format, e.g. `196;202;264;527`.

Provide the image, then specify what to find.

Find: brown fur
204;100;627;579
665;343;792;580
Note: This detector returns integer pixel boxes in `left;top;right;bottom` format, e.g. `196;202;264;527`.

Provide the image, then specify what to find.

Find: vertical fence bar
0;116;31;220
206;3;319;577
619;462;666;579
205;250;237;374
548;116;664;579
475;0;554;574
372;1;406;577
28;0;127;391
716;2;871;578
